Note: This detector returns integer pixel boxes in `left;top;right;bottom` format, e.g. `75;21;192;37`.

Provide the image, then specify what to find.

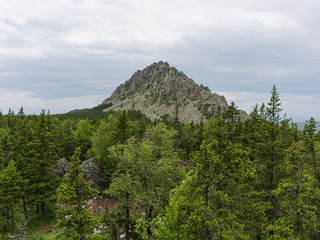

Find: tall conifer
0;160;25;232
56;148;99;240
25;110;59;217
303;117;318;177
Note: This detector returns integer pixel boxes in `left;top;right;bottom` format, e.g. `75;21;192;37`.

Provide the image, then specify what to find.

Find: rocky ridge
102;61;247;123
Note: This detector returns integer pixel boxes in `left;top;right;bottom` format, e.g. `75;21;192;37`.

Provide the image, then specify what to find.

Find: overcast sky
1;0;319;121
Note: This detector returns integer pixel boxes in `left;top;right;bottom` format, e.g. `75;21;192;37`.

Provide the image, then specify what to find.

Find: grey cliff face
55;158;70;178
56;158;105;192
80;158;105;193
103;61;247;123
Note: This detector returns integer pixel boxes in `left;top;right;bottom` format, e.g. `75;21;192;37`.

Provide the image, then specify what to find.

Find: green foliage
270;143;320;239
55;119;78;159
222;101;240;126
303;117;319;176
90;115;118;186
25;110;60;217
114;110;132;144
57;103;112;120
105;123;184;239
25;205;58;237
0;160;24;204
0;126;15;169
0;160;25;232
73;119;96;159
160;113;171;123
151;96;159;105
56;148;99;240
267;84;282;125
91;118;115;159
161;98;171;106
1;85;320;238
202;110;214;120
154;125;256;239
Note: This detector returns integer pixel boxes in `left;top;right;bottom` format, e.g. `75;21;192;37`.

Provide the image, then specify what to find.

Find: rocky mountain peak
103;61;246;123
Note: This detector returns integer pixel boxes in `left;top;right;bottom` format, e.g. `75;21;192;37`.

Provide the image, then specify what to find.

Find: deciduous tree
106;123;184;239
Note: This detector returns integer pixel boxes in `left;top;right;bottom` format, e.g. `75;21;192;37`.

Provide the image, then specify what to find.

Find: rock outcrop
55;158;105;192
80;158;105;193
102;61;248;123
55;158;71;178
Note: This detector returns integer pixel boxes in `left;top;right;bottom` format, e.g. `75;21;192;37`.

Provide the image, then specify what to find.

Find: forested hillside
0;85;320;239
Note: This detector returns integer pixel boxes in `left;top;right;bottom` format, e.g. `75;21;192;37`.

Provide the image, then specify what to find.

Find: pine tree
303;117;318;177
154;118;256;239
114;110;131;144
0;130;5;169
18;106;25;118
265;85;283;190
241;104;263;161
56;119;78;160
25;110;59;217
223;101;240;127
193;117;204;151
260;103;267;120
13;116;33;220
256;85;285;235
56;148;99;240
0;126;15;169
0;160;25;232
271;143;320;239
267;84;282;125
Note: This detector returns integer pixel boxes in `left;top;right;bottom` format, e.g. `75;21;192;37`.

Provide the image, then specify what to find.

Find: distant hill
66;108;89;114
60;103;150;122
58;103;112;119
102;61;248;123
295;121;320;132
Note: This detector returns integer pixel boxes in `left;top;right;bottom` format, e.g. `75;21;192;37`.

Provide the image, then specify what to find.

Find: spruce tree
259;102;267;119
114;110;131;144
260;85;284;191
56;148;99;240
0;160;25;232
56;119;78;160
258;85;285;235
223;101;240;127
267;84;282;125
154;118;256;239
25;110;59;217
271;143;320;239
303;117;318;176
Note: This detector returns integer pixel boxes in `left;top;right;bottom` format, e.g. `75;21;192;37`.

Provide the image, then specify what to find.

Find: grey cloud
0;0;320;119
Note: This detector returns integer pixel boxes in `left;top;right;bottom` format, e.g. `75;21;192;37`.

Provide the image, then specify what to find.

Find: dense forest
0;85;320;240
